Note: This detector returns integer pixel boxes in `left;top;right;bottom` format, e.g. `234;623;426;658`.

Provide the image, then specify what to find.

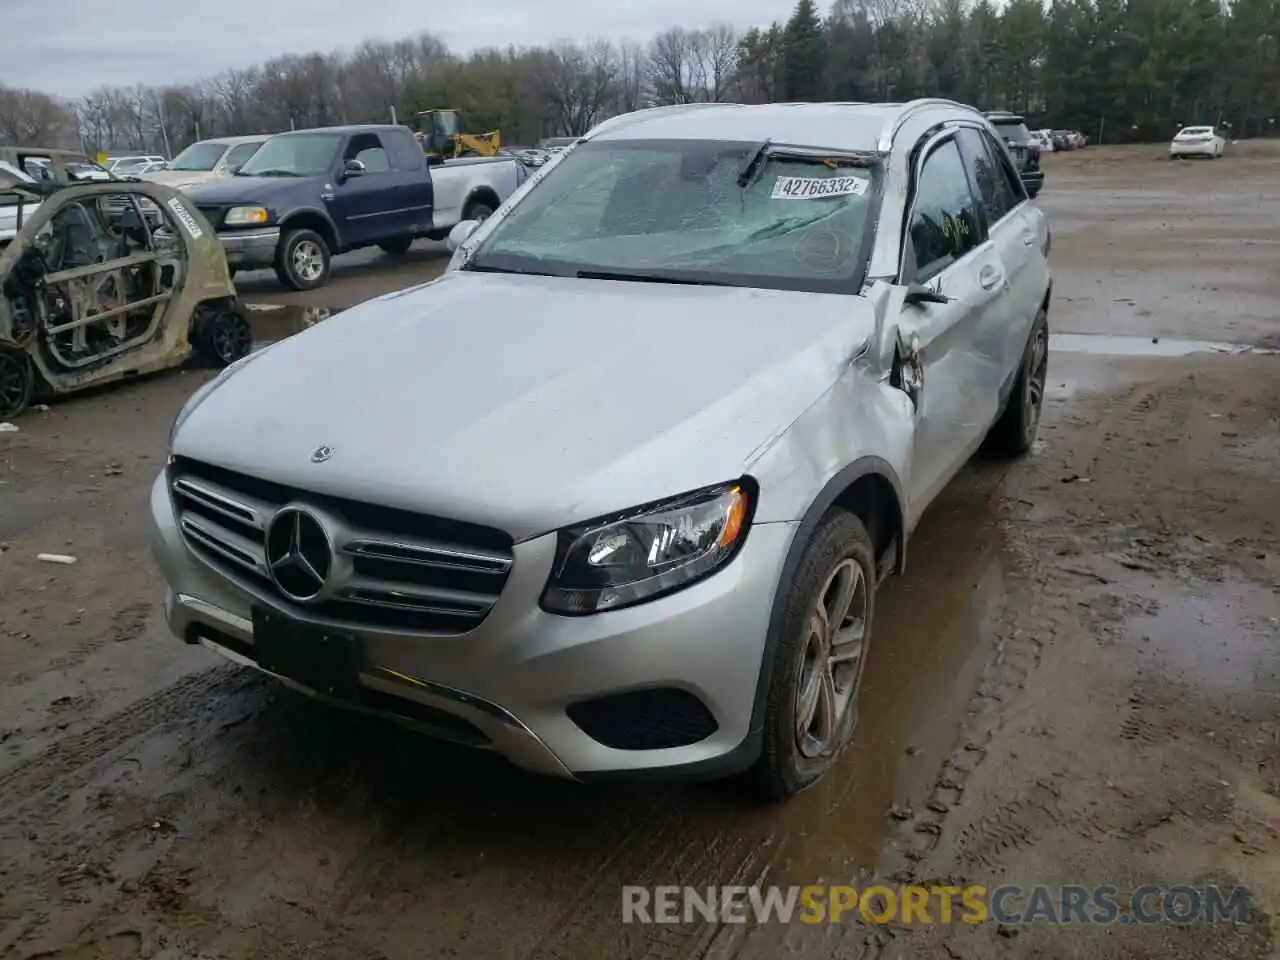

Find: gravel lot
0;141;1276;960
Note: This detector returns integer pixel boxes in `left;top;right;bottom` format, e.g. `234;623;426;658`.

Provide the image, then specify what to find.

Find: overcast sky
4;0;792;97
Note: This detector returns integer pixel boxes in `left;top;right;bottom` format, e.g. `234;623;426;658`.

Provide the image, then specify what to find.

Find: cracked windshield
470;140;876;287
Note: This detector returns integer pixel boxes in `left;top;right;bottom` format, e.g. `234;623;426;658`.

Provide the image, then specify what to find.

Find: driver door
895;134;1009;514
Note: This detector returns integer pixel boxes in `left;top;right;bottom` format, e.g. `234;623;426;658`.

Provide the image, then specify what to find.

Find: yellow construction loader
413;109;501;160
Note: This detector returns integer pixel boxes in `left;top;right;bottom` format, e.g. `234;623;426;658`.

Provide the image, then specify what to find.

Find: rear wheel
985;309;1049;458
462;199;495;224
378;236;414;255
746;510;876;800
0;344;34;421
274;228;331;291
193;307;253;368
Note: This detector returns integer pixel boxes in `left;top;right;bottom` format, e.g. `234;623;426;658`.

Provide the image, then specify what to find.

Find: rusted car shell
0;178;247;418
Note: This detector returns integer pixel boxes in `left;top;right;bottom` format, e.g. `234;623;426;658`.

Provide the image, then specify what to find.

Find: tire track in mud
0;666;253;813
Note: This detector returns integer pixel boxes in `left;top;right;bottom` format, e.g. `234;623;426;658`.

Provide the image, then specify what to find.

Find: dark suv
983;111;1043;199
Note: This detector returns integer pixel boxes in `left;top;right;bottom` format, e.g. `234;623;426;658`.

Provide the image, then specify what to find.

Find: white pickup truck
181;123;526;290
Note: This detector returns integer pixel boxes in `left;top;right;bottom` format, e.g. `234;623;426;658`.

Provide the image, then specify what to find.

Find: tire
985;308;1049;458
462;199;495;224
274;228;331;291
378;236;414;255
746;509;877;800
0;344;34;421
193;307;254;368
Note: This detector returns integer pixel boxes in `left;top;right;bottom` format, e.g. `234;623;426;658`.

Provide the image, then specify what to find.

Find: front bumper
148;472;797;780
218;227;280;270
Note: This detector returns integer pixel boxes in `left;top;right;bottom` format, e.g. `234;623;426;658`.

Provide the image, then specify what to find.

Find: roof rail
876;98;975;152
582;102;745;141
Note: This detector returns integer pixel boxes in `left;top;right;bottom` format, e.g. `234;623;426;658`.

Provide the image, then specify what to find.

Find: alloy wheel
794;557;870;759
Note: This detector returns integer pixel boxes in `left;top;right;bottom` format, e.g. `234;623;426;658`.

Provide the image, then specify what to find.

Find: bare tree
0;86;76;146
532;41;620;136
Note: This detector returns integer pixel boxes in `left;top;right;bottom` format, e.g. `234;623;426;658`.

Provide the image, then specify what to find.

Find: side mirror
903;282;952;306
341;159;366;179
446;219;480;252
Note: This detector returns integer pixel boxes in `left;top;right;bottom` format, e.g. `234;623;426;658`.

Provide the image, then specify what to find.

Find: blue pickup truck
182;124;524;290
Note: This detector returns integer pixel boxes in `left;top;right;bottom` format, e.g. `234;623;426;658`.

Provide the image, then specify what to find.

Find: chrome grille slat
169;458;514;634
179;515;266;576
173;477;266;530
342;538;511;575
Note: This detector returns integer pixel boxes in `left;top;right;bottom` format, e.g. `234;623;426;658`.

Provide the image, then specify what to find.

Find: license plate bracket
251;607;360;700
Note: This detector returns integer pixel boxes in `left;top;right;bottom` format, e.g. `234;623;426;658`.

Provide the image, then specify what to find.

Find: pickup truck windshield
467;138;879;293
237;134;342;177
169;142;228;172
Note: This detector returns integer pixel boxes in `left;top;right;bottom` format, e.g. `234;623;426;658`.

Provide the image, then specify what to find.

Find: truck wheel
746;509;877;800
378;236;414;255
274;228;331;291
984;308;1049;458
0;344;34;420
462;199;495;223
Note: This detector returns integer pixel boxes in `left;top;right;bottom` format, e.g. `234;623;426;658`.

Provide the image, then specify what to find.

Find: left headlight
224;206;269;226
539;481;754;616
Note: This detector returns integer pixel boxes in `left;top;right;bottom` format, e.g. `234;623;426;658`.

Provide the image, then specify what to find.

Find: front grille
170;456;514;634
567;688;719;751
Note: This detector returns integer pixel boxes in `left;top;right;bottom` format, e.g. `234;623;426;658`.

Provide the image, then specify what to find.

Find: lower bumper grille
170;457;514;634
567;688;719;751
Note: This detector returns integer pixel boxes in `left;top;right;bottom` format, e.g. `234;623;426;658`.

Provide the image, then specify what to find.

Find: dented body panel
0;179;249;417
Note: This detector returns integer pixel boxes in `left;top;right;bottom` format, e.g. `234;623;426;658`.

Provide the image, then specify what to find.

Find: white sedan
1169;126;1225;159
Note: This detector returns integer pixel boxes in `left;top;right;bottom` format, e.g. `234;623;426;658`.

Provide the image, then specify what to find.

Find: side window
385;132;424;171
907;139;983;283
982;130;1026;207
956;128;1019;227
223;142;261;172
344;134;390;173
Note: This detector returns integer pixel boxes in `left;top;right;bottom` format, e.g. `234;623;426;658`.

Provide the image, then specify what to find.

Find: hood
174;271;875;541
141;170;222;190
181;175;303;206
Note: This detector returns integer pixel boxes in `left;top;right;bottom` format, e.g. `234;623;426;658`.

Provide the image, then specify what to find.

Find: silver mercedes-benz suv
150;99;1051;799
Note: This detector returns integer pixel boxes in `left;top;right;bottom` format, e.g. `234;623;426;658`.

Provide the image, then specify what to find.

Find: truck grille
169;456;515;634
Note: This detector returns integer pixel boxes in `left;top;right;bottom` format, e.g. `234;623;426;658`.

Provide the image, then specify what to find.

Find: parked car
0;171;252;420
1169;125;1225;159
181;123;525;290
0;161;39;248
1031;129;1055;153
142;135;271;192
106;155;167;175
983;111;1044;197
0;147;133;246
151;98;1052;798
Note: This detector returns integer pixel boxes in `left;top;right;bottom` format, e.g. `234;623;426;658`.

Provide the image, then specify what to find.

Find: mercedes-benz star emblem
264;508;333;602
310;445;334;463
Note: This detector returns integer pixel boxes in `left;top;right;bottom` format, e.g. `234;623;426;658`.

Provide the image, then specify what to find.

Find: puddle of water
246;304;340;346
1124;576;1280;703
1051;333;1276;358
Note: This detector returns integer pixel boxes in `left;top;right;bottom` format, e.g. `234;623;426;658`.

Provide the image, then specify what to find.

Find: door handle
1021;231;1036;246
978;265;1004;290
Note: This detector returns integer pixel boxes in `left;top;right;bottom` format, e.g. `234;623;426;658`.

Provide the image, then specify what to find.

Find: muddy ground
0;141;1276;960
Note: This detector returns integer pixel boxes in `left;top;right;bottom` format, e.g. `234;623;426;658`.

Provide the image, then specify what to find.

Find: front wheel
746;510;876;800
378;236;413;255
274;228;331;291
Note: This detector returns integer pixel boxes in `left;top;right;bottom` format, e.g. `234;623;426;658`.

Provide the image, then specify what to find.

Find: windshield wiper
576;269;729;287
241;168;300;177
463;261;557;277
736;139;772;189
